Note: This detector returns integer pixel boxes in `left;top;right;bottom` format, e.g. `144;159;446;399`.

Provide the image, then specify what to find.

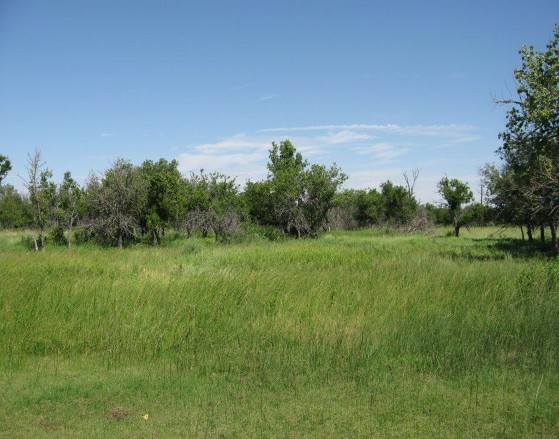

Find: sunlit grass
0;227;557;437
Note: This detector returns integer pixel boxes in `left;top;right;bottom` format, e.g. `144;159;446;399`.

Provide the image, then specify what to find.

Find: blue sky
1;0;557;202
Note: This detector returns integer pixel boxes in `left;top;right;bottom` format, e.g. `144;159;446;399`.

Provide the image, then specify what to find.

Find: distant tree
425;203;452;225
180;170;212;237
267;140;308;236
265;140;346;237
301;163;346;237
139;158;185;244
380;180;417;225
480;163;537;238
437;177;474;237
178;170;242;241
243;180;276;227
207;172;242;242
58;171;82;249
85;159;147;248
0;155;12;185
21;150;50;250
0;185;32;228
403;168;420;198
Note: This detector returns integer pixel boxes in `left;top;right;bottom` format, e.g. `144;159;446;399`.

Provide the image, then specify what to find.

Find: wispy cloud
354;143;409;161
233;83;250;91
173;122;485;197
99;133;118;138
319;130;372;144
260;123;478;139
257;93;278;101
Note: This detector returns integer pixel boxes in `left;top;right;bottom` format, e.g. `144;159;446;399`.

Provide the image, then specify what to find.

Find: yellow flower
143;414;149;420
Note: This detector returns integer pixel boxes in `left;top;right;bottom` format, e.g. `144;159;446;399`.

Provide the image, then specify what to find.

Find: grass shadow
475;237;557;260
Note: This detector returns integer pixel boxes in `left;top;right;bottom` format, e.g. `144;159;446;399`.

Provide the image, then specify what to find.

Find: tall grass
0;227;558;437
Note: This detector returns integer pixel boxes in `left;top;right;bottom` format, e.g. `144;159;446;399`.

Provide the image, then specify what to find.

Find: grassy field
0;227;558;438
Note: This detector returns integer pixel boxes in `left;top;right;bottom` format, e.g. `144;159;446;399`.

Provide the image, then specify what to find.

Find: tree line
0;140;489;249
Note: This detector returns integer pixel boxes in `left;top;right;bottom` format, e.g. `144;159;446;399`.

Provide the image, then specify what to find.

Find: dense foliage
0;141;448;248
483;25;559;251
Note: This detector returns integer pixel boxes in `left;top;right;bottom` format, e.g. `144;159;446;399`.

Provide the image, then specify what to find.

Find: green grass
1;227;558;437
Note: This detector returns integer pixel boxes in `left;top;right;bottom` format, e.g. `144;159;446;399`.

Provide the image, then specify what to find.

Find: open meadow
0;227;558;438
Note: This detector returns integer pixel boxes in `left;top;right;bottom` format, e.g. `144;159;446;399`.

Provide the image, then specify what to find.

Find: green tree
380;180;417;225
0;155;12;185
0;185;32;228
58;171;83;248
497;24;559;251
243;180;276;226
437;177;474;237
267;140;307;235
266;140;346;237
207;172;242;242
139;158;185;244
301;163;346;237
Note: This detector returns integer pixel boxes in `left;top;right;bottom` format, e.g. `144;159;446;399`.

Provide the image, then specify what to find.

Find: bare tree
20;149;47;251
403;168;420;198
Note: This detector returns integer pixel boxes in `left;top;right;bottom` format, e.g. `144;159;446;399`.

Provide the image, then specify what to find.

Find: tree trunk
39;229;45;251
32;232;38;252
526;223;533;241
453;214;460;237
118;233;123;249
67;223;72;249
520;225;525;242
540;225;546;245
550;222;558;253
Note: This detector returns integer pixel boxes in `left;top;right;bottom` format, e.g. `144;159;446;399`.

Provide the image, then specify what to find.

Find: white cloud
257;93;278;101
260;123;478;140
319;130;372;144
99;133;118;138
193;134;270;154
354;143;409;161
173;122;486;197
178;152;265;172
177;152;268;184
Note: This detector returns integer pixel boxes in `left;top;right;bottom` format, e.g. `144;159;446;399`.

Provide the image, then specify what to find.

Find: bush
74;226;99;246
49;226;67;246
240;222;284;241
20;234;37;250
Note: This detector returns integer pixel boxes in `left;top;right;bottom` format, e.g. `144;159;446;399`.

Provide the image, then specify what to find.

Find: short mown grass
0;227;558;437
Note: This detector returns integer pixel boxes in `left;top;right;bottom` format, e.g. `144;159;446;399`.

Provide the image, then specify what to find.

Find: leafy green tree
480;163;538;239
243;180;276;226
207;172;242;242
497;24;559;251
139;158;185;244
180;171;212;237
0;155;12;185
425;203;451;225
301;163;346;237
437;177;474;237
380;180;417;225
58;171;83;248
0;185;32;228
179;170;242;240
330;189;382;230
267;140;308;235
